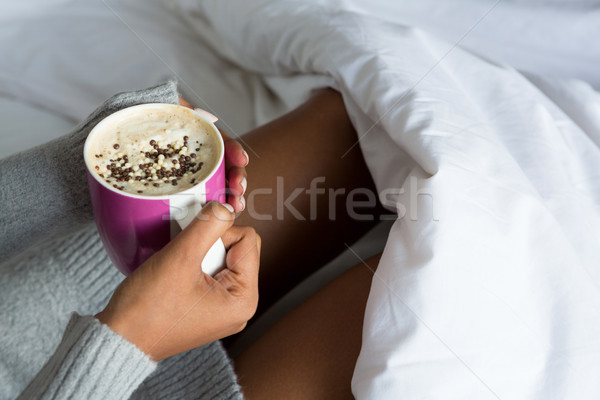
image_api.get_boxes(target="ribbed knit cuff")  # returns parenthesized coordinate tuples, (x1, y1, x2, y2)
(133, 341, 244, 399)
(17, 313, 157, 400)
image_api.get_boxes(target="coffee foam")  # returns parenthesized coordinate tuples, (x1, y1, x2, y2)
(87, 105, 220, 196)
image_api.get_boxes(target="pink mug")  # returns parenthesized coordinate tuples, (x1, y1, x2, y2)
(83, 103, 227, 276)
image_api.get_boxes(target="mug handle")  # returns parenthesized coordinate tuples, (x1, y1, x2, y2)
(175, 203, 227, 277)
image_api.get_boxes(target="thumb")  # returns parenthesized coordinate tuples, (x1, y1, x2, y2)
(171, 201, 235, 259)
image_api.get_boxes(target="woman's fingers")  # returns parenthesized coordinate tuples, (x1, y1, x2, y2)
(220, 227, 260, 280)
(216, 226, 261, 306)
(179, 97, 194, 109)
(228, 167, 247, 197)
(178, 98, 248, 213)
(178, 99, 248, 169)
(224, 136, 249, 167)
(171, 202, 235, 261)
(227, 166, 247, 212)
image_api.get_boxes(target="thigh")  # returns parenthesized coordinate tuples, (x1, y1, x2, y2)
(235, 89, 384, 312)
(233, 254, 381, 400)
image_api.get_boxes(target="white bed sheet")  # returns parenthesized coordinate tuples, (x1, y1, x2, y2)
(198, 2, 600, 399)
(0, 97, 75, 159)
(1, 1, 600, 399)
(0, 0, 289, 138)
(340, 0, 600, 90)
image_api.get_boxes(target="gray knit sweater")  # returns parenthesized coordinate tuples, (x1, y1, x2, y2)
(0, 81, 243, 399)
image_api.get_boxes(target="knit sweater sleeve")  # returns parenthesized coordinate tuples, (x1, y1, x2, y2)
(17, 313, 156, 400)
(0, 80, 179, 263)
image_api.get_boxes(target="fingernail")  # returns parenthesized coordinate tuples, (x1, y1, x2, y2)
(240, 177, 247, 195)
(222, 203, 235, 213)
(242, 149, 249, 166)
(239, 196, 246, 211)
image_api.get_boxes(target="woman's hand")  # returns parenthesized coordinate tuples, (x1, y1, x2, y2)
(96, 202, 261, 361)
(179, 98, 248, 213)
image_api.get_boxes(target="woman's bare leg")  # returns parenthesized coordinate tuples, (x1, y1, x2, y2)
(227, 90, 383, 396)
(234, 254, 381, 399)
(235, 89, 385, 313)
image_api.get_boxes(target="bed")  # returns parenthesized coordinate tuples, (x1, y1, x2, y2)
(1, 1, 599, 398)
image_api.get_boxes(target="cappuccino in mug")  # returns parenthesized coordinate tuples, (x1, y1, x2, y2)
(83, 103, 226, 276)
(86, 105, 220, 196)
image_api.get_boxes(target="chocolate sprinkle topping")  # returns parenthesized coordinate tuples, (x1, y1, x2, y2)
(96, 134, 209, 193)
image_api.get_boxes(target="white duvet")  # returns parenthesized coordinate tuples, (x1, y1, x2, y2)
(2, 1, 600, 398)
